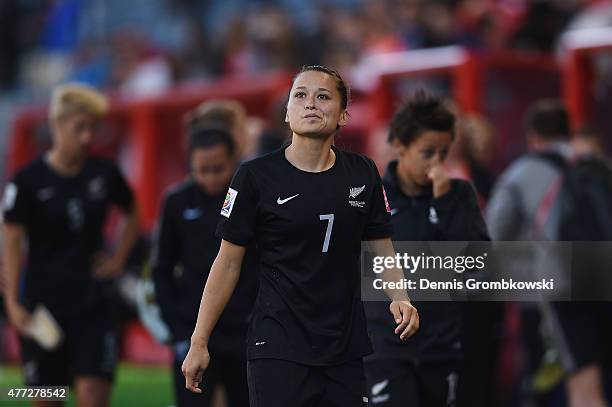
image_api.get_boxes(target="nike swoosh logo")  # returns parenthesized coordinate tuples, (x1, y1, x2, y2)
(37, 188, 55, 201)
(183, 208, 202, 220)
(372, 379, 389, 396)
(277, 194, 300, 205)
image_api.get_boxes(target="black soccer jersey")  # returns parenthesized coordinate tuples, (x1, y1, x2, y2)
(1, 157, 134, 317)
(216, 145, 392, 365)
(152, 179, 258, 347)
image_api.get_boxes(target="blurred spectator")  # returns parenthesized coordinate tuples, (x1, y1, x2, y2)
(320, 9, 365, 74)
(420, 0, 460, 48)
(1, 0, 603, 96)
(222, 6, 303, 75)
(67, 40, 112, 89)
(512, 1, 581, 51)
(171, 17, 212, 82)
(109, 29, 173, 97)
(361, 1, 407, 54)
(40, 0, 82, 53)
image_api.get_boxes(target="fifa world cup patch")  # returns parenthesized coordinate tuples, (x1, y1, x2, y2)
(2, 183, 17, 211)
(221, 188, 238, 218)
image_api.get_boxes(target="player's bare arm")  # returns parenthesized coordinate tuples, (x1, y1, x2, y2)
(93, 202, 140, 279)
(2, 223, 32, 335)
(182, 239, 246, 393)
(366, 237, 419, 341)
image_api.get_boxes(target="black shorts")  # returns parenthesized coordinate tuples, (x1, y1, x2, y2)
(19, 306, 118, 386)
(247, 358, 368, 407)
(172, 339, 249, 407)
(365, 359, 459, 407)
(548, 301, 612, 373)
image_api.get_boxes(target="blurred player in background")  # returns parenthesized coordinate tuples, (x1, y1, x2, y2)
(488, 100, 612, 407)
(1, 83, 140, 407)
(365, 92, 489, 407)
(152, 123, 258, 407)
(184, 99, 263, 161)
(182, 65, 419, 406)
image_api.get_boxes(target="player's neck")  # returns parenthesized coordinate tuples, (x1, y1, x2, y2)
(46, 149, 86, 177)
(285, 135, 336, 172)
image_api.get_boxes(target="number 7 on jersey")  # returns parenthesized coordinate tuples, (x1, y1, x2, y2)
(319, 214, 334, 253)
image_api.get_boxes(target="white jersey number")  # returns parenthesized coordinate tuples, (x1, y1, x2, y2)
(319, 214, 334, 253)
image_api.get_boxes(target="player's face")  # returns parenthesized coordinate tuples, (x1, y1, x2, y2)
(395, 130, 452, 187)
(190, 145, 235, 196)
(285, 71, 348, 139)
(52, 112, 97, 160)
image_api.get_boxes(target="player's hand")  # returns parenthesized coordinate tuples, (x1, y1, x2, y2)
(390, 300, 419, 341)
(427, 164, 451, 198)
(92, 253, 126, 279)
(5, 300, 32, 336)
(182, 342, 210, 393)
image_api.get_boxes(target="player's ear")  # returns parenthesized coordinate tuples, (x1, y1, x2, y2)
(390, 138, 406, 154)
(338, 110, 348, 128)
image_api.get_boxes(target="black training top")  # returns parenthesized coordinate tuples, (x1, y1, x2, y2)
(152, 179, 258, 350)
(1, 156, 134, 317)
(216, 145, 392, 365)
(365, 160, 490, 363)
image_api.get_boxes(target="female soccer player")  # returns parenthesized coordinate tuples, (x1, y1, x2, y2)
(182, 65, 419, 406)
(2, 83, 140, 407)
(152, 125, 257, 407)
(364, 92, 489, 407)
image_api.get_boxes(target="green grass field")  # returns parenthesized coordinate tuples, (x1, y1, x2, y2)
(0, 363, 174, 407)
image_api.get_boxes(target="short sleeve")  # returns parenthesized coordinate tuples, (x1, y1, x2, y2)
(362, 159, 393, 240)
(216, 164, 258, 246)
(108, 163, 134, 211)
(1, 174, 31, 225)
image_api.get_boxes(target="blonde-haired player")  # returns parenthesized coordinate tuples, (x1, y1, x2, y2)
(2, 83, 140, 407)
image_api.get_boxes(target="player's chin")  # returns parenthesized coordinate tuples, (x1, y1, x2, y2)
(294, 125, 335, 139)
(292, 121, 336, 139)
(417, 176, 432, 187)
(73, 148, 90, 160)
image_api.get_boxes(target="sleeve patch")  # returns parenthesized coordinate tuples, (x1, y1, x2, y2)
(221, 187, 238, 218)
(2, 183, 17, 211)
